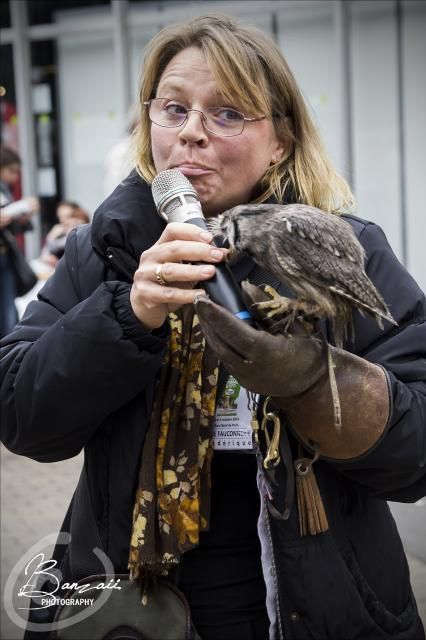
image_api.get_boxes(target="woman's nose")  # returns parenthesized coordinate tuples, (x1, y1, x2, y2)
(178, 110, 208, 144)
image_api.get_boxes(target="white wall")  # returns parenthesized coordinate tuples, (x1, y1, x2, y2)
(57, 9, 122, 215)
(350, 1, 402, 257)
(403, 0, 426, 292)
(278, 2, 344, 174)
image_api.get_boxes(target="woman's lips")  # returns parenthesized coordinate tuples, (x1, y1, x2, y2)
(174, 164, 213, 176)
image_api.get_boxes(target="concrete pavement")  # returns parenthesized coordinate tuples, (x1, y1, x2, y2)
(1, 443, 425, 639)
(1, 444, 83, 639)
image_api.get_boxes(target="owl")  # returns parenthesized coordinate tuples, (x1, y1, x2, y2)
(208, 203, 396, 346)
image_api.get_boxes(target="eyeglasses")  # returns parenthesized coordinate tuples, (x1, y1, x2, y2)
(143, 98, 267, 137)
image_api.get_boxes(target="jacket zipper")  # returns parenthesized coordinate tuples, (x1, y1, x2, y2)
(251, 394, 286, 640)
(263, 499, 287, 640)
(105, 247, 135, 282)
(253, 394, 288, 640)
(106, 249, 121, 277)
(254, 439, 287, 639)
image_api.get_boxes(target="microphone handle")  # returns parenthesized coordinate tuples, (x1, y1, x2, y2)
(186, 217, 254, 324)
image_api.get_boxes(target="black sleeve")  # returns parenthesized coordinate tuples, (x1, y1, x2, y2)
(8, 217, 34, 234)
(334, 222, 426, 502)
(0, 230, 167, 463)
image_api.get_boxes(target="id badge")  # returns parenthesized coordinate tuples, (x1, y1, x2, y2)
(212, 375, 254, 452)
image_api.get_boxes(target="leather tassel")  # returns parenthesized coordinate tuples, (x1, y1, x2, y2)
(294, 445, 329, 536)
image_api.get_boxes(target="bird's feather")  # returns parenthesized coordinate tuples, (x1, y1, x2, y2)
(209, 203, 397, 342)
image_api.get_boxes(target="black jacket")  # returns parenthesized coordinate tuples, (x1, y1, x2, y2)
(1, 171, 425, 640)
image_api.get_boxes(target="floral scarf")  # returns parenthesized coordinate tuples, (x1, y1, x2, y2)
(128, 306, 218, 579)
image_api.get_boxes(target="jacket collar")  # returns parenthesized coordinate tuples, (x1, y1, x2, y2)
(91, 170, 166, 281)
(90, 169, 283, 283)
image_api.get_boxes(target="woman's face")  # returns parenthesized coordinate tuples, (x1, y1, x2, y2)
(57, 205, 75, 224)
(0, 163, 20, 187)
(150, 47, 284, 217)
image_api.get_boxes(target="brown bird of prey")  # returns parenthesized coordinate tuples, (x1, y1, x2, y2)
(208, 203, 396, 344)
(207, 203, 397, 432)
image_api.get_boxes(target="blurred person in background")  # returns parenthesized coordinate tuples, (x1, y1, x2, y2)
(0, 145, 38, 337)
(103, 104, 139, 197)
(40, 200, 90, 268)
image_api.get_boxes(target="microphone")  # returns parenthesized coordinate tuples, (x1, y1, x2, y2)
(151, 169, 253, 324)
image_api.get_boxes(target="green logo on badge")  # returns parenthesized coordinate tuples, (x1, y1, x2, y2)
(218, 375, 240, 411)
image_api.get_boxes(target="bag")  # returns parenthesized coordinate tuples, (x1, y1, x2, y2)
(3, 229, 38, 296)
(50, 573, 201, 640)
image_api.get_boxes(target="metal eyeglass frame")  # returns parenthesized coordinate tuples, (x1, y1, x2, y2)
(143, 99, 267, 137)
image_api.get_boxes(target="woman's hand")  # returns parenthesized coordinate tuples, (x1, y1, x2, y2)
(0, 212, 13, 228)
(194, 286, 390, 461)
(130, 222, 228, 330)
(194, 291, 327, 397)
(18, 197, 39, 226)
(24, 196, 40, 215)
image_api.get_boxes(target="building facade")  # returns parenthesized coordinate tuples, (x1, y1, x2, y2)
(0, 0, 425, 292)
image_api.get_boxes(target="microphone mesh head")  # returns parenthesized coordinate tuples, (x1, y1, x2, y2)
(151, 169, 199, 210)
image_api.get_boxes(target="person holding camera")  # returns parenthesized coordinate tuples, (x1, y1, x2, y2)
(0, 145, 39, 337)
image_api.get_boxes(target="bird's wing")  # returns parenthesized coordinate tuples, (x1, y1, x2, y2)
(260, 209, 394, 323)
(264, 208, 362, 286)
(280, 206, 364, 266)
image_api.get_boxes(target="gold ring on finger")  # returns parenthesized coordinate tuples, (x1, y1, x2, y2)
(155, 264, 169, 286)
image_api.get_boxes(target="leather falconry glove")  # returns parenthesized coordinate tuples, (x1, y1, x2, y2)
(194, 282, 391, 462)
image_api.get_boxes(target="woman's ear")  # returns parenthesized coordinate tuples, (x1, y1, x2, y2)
(271, 139, 285, 164)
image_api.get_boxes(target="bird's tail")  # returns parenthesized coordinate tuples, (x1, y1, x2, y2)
(329, 285, 397, 329)
(357, 305, 398, 329)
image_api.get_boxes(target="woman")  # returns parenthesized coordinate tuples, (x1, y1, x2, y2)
(0, 146, 38, 337)
(40, 200, 90, 267)
(1, 15, 425, 640)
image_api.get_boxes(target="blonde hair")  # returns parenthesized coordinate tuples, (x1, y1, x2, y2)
(134, 15, 355, 213)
